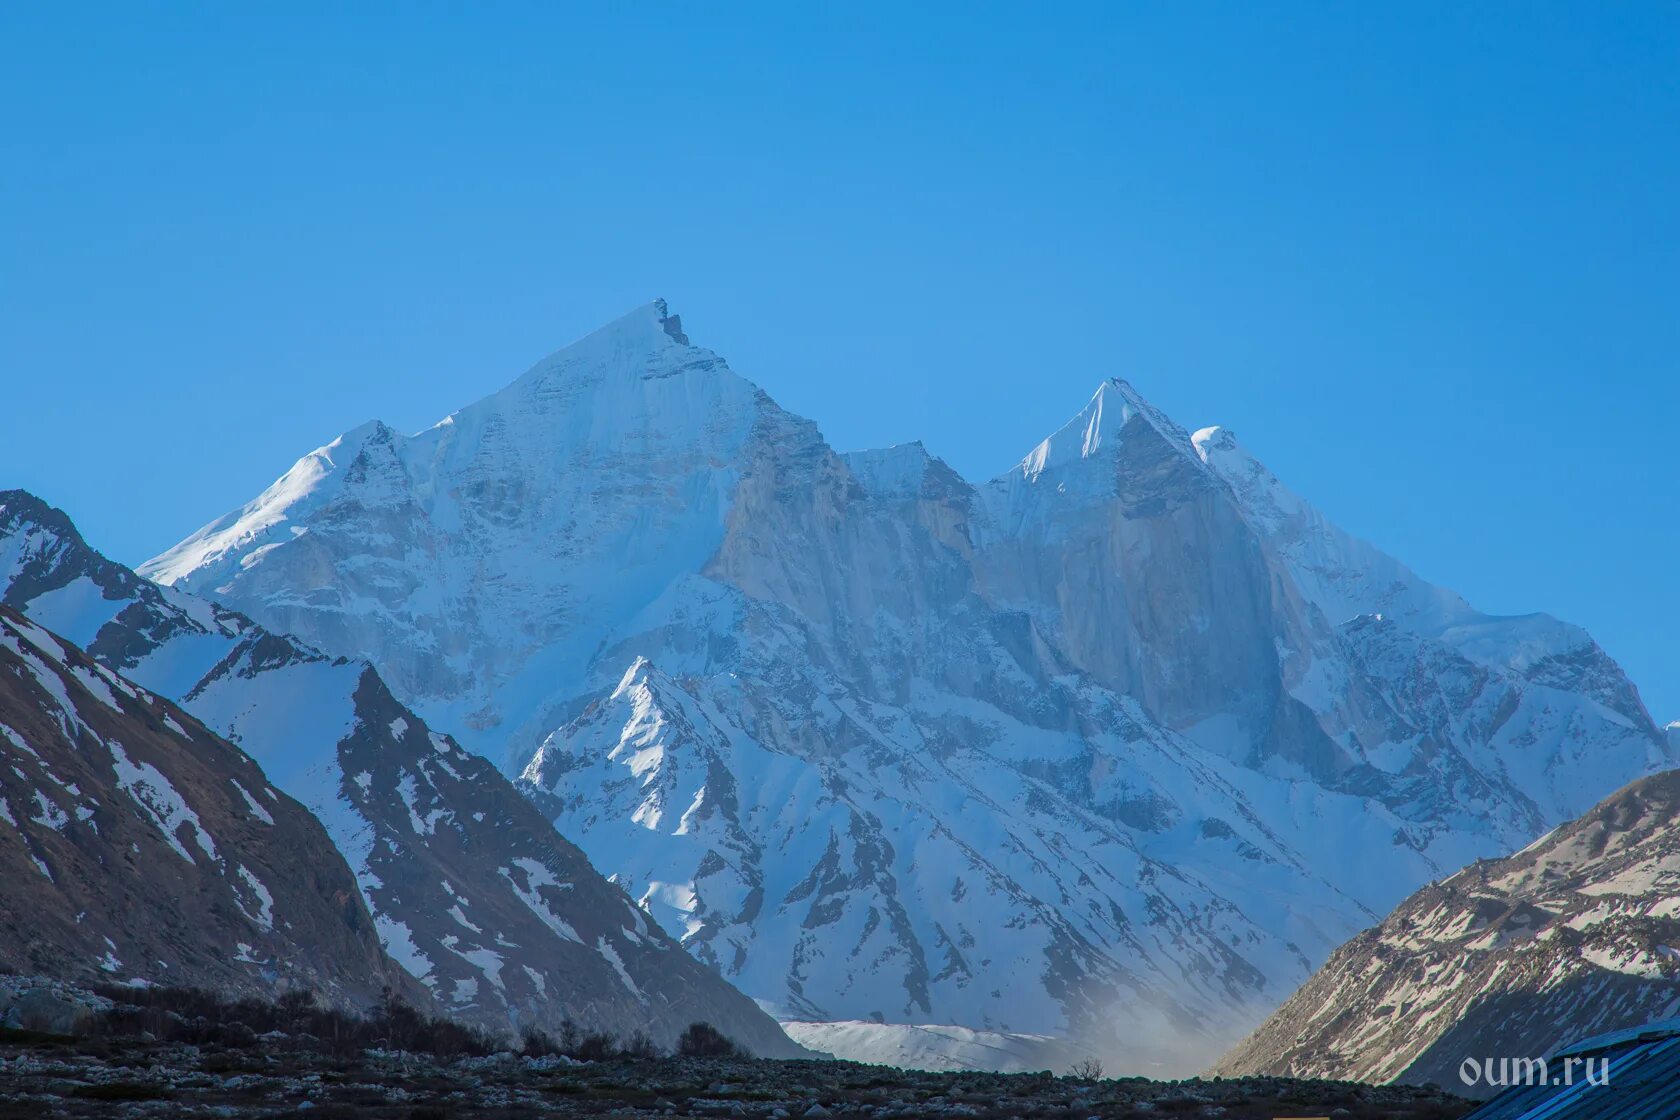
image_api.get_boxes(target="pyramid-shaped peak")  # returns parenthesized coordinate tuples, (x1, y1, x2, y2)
(614, 654, 669, 698)
(1002, 377, 1200, 485)
(1092, 379, 1195, 446)
(497, 299, 729, 400)
(1096, 376, 1151, 408)
(580, 298, 689, 348)
(598, 655, 712, 715)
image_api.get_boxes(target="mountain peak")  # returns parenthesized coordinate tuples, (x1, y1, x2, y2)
(0, 489, 85, 549)
(121, 305, 1673, 1070)
(1095, 378, 1201, 453)
(614, 654, 664, 697)
(654, 299, 690, 346)
(569, 297, 687, 350)
(593, 297, 687, 343)
(1097, 376, 1149, 410)
(1003, 377, 1199, 486)
(1, 488, 145, 607)
(0, 488, 55, 519)
(495, 299, 726, 405)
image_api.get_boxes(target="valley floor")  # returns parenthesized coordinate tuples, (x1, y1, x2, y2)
(0, 1032, 1474, 1120)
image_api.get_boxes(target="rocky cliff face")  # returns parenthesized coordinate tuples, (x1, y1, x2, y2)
(0, 605, 409, 1009)
(1211, 767, 1680, 1091)
(0, 492, 801, 1056)
(136, 302, 1671, 1070)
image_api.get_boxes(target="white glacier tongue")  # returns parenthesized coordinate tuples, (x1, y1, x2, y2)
(138, 303, 1674, 1073)
(778, 1020, 1085, 1074)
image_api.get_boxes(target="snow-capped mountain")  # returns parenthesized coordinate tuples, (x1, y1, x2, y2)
(0, 491, 801, 1056)
(139, 301, 1672, 1071)
(0, 605, 415, 1009)
(1211, 766, 1680, 1093)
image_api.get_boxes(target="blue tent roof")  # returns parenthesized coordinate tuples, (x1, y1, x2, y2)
(1464, 1022, 1680, 1120)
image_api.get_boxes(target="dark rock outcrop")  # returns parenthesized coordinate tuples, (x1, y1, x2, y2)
(0, 606, 415, 1011)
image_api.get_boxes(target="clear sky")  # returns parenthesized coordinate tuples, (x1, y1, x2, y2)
(2, 4, 1676, 721)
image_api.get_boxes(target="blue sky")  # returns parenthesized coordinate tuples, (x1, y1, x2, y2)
(2, 4, 1676, 720)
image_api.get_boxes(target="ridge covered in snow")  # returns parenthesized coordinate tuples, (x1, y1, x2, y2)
(136, 302, 1672, 1071)
(0, 490, 803, 1056)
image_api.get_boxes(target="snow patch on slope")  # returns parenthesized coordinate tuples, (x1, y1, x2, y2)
(107, 740, 218, 864)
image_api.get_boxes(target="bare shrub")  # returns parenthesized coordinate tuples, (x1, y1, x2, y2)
(85, 983, 501, 1059)
(676, 1021, 738, 1058)
(1068, 1056, 1105, 1080)
(621, 1029, 662, 1059)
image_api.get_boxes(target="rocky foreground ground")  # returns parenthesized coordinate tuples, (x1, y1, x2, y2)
(0, 1031, 1475, 1120)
